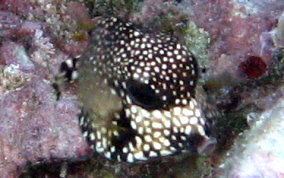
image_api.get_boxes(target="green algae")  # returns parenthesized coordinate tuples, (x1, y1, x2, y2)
(174, 18, 211, 86)
(181, 22, 211, 68)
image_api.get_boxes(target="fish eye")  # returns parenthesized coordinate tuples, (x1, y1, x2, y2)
(126, 80, 163, 110)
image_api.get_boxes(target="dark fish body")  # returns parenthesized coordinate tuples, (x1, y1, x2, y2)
(77, 17, 215, 163)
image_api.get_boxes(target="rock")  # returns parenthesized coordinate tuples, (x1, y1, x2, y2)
(218, 92, 284, 177)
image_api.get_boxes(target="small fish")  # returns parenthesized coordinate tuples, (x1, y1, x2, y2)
(66, 16, 215, 163)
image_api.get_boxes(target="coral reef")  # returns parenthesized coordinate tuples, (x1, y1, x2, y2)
(0, 1, 91, 177)
(188, 0, 283, 83)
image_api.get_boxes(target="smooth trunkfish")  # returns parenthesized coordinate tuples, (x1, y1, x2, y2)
(63, 16, 215, 163)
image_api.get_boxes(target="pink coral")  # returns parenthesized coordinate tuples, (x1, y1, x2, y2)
(0, 1, 92, 177)
(188, 0, 283, 82)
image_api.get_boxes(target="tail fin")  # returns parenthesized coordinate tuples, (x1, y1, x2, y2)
(59, 57, 80, 82)
(53, 57, 80, 100)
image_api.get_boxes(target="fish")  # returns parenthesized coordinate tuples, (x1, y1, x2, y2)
(63, 16, 215, 163)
